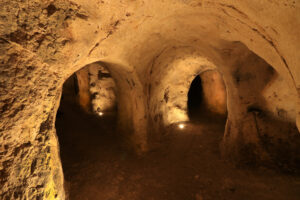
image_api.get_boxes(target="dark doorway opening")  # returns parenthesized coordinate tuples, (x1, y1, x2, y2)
(187, 75, 203, 121)
(55, 65, 120, 199)
(187, 71, 227, 124)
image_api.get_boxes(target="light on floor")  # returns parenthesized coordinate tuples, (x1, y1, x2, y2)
(178, 123, 185, 129)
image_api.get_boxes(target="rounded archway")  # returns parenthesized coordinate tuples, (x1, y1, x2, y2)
(55, 62, 120, 199)
(187, 70, 227, 123)
(145, 47, 220, 138)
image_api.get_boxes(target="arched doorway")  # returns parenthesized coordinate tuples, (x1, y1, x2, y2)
(55, 62, 119, 199)
(187, 75, 203, 120)
(187, 70, 227, 124)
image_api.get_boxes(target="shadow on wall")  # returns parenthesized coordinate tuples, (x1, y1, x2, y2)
(237, 107, 300, 172)
(221, 42, 300, 172)
(187, 70, 227, 124)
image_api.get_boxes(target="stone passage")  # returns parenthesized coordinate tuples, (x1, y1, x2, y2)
(0, 1, 300, 199)
(188, 70, 227, 121)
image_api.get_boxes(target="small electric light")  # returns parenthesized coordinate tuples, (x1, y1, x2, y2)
(98, 112, 104, 116)
(178, 123, 185, 129)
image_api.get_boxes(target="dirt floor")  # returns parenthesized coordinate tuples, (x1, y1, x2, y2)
(55, 98, 300, 200)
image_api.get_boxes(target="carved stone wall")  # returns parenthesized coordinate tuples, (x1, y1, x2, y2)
(0, 0, 299, 199)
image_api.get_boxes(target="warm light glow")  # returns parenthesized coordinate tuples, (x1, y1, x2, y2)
(178, 123, 185, 129)
(98, 112, 104, 116)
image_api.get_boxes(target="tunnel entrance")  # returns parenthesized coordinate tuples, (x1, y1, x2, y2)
(187, 75, 203, 120)
(187, 70, 227, 123)
(55, 63, 120, 199)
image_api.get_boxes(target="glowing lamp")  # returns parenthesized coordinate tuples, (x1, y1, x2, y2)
(98, 112, 104, 116)
(178, 123, 185, 129)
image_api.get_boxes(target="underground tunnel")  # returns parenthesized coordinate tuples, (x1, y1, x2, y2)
(188, 75, 204, 120)
(187, 70, 227, 123)
(55, 63, 121, 199)
(1, 1, 300, 200)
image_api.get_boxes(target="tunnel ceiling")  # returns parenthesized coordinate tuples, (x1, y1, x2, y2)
(74, 1, 299, 87)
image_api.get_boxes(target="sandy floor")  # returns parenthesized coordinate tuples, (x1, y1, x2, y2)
(55, 99, 300, 200)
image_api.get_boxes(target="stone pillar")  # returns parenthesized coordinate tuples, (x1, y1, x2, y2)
(0, 41, 64, 200)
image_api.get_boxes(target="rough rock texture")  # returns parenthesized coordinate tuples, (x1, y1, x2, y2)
(88, 63, 117, 113)
(0, 0, 92, 199)
(220, 43, 299, 168)
(0, 41, 64, 199)
(0, 0, 300, 199)
(72, 62, 117, 113)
